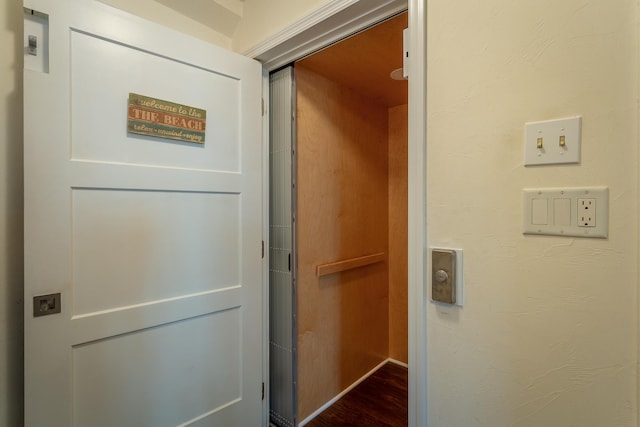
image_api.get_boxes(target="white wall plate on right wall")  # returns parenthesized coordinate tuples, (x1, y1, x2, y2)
(523, 186, 608, 238)
(524, 116, 581, 166)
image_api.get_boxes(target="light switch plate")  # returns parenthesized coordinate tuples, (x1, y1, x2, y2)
(524, 116, 581, 166)
(523, 187, 608, 238)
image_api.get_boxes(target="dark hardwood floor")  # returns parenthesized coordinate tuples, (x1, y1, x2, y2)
(306, 362, 408, 427)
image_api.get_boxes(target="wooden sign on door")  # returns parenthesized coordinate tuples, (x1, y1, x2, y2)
(127, 92, 206, 144)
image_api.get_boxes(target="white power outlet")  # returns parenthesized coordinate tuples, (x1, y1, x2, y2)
(578, 198, 596, 227)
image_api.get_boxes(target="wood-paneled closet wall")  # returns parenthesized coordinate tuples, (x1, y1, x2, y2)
(294, 12, 408, 420)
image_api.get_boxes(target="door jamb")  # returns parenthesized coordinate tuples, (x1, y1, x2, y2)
(260, 68, 271, 426)
(252, 0, 427, 425)
(406, 1, 427, 425)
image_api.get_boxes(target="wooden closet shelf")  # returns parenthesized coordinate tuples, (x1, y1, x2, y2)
(316, 252, 385, 277)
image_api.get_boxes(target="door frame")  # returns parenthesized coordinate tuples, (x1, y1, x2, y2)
(248, 1, 427, 425)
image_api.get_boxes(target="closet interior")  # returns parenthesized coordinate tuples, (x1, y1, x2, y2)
(269, 12, 408, 426)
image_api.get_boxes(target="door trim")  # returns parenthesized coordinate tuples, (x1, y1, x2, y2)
(407, 1, 427, 425)
(261, 68, 271, 426)
(253, 1, 427, 425)
(243, 0, 407, 70)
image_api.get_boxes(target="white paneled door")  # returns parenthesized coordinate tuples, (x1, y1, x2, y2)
(23, 1, 263, 426)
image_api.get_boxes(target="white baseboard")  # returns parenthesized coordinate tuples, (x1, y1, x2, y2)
(298, 358, 396, 426)
(388, 358, 408, 368)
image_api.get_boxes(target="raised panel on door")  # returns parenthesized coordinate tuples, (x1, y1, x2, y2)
(23, 1, 263, 426)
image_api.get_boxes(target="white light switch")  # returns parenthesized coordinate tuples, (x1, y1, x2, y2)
(523, 187, 608, 238)
(524, 116, 581, 166)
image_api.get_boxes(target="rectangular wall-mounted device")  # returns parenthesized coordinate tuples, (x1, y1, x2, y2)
(523, 186, 608, 238)
(524, 116, 581, 166)
(24, 7, 49, 73)
(33, 293, 61, 317)
(431, 248, 464, 306)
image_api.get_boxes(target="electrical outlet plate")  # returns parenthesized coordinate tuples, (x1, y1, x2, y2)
(523, 186, 608, 238)
(524, 116, 581, 166)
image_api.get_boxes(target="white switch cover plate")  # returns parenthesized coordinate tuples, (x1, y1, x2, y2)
(429, 247, 463, 306)
(523, 187, 608, 238)
(524, 116, 581, 166)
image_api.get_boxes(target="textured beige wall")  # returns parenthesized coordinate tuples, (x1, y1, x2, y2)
(0, 0, 24, 425)
(427, 1, 638, 425)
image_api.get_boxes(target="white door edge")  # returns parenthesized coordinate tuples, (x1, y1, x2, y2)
(252, 0, 428, 425)
(261, 68, 271, 426)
